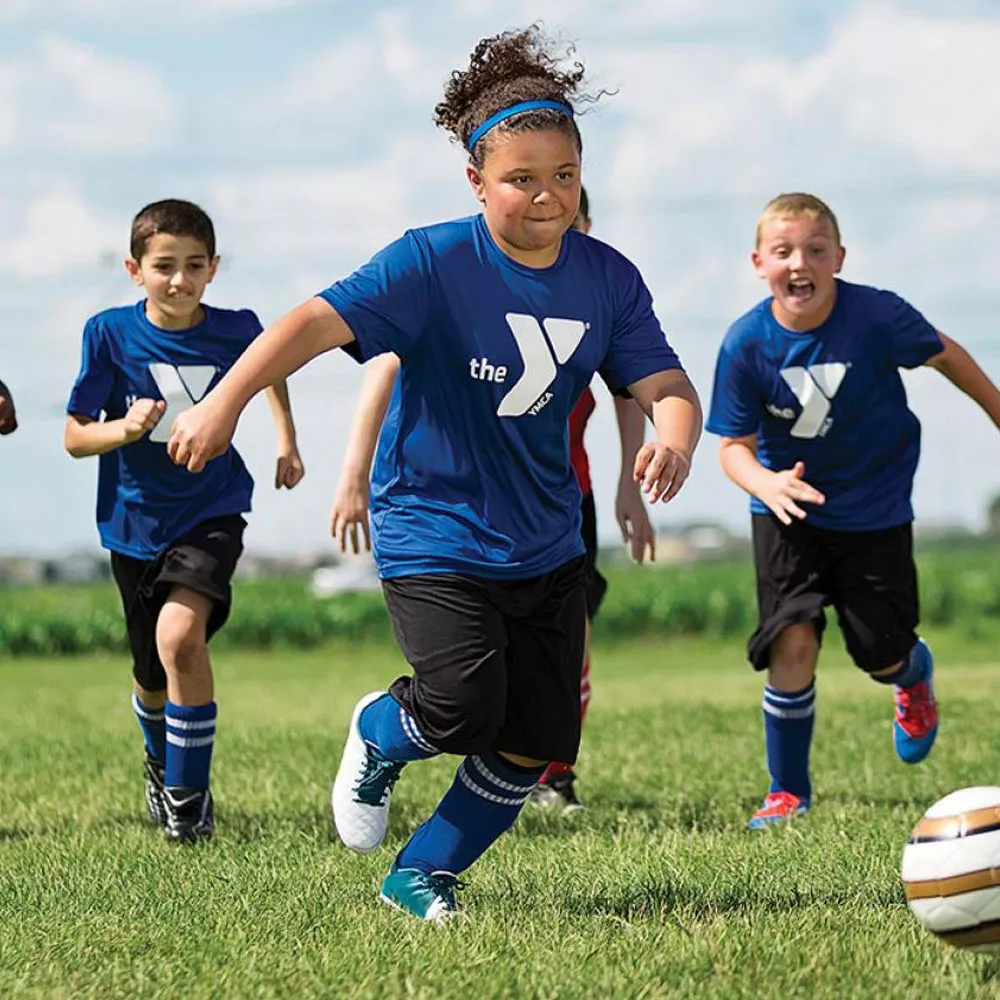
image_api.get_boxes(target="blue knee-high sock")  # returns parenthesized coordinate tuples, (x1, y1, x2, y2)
(359, 693, 439, 762)
(164, 701, 217, 790)
(871, 640, 931, 688)
(763, 682, 815, 801)
(397, 751, 543, 875)
(132, 692, 166, 763)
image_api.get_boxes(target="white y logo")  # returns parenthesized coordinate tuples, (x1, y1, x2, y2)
(147, 363, 217, 443)
(497, 313, 588, 417)
(780, 363, 848, 438)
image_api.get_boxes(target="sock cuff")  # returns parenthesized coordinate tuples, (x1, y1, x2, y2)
(399, 705, 437, 755)
(873, 640, 929, 687)
(458, 752, 541, 807)
(763, 682, 815, 718)
(166, 701, 217, 723)
(165, 701, 216, 748)
(132, 692, 165, 721)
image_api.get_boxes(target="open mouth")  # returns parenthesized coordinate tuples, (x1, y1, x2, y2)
(787, 277, 815, 302)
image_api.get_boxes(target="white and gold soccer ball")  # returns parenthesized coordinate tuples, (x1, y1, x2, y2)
(902, 786, 1000, 951)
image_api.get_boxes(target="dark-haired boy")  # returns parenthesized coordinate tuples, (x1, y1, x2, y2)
(64, 199, 305, 843)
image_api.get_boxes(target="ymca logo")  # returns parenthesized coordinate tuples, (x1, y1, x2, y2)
(146, 363, 217, 443)
(468, 313, 589, 418)
(779, 363, 848, 439)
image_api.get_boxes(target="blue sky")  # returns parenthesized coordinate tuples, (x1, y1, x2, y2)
(2, 1, 999, 556)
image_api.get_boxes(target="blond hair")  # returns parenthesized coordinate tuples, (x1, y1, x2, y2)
(755, 192, 841, 248)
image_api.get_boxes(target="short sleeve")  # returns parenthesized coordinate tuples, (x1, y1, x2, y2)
(66, 317, 114, 420)
(598, 260, 682, 393)
(883, 292, 943, 369)
(316, 232, 431, 364)
(705, 335, 762, 438)
(242, 309, 264, 344)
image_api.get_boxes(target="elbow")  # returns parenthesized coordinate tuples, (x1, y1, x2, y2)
(63, 426, 88, 459)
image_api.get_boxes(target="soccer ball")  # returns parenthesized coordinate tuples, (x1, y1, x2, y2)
(901, 786, 1000, 951)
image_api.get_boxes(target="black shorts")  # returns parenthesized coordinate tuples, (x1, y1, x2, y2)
(580, 491, 608, 620)
(110, 515, 246, 691)
(382, 556, 588, 763)
(748, 513, 918, 673)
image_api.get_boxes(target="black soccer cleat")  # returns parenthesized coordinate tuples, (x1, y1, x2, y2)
(163, 786, 215, 844)
(143, 753, 168, 829)
(528, 771, 585, 814)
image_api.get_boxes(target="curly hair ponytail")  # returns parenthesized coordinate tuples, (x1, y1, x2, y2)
(435, 25, 599, 166)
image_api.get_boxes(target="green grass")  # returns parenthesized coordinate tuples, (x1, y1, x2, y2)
(2, 632, 1000, 999)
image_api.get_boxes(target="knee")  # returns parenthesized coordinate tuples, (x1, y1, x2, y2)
(770, 622, 819, 687)
(155, 603, 207, 673)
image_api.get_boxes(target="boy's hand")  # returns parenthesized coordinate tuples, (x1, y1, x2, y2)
(122, 398, 166, 443)
(633, 443, 691, 504)
(330, 477, 371, 554)
(167, 398, 238, 473)
(0, 390, 17, 435)
(616, 481, 656, 563)
(275, 446, 305, 490)
(758, 461, 825, 525)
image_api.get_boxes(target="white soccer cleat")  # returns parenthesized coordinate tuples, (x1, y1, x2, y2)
(331, 690, 406, 853)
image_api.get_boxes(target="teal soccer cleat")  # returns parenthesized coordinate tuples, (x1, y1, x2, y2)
(379, 863, 464, 924)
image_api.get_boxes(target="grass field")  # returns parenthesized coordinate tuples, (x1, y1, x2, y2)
(3, 632, 1000, 999)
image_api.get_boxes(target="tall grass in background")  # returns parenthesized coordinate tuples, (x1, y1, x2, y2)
(1, 541, 998, 657)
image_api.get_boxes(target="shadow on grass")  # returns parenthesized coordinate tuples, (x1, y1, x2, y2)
(980, 958, 1000, 983)
(0, 828, 30, 843)
(212, 806, 334, 843)
(503, 879, 902, 922)
(516, 795, 743, 837)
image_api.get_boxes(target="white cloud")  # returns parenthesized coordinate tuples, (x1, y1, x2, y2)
(0, 190, 119, 278)
(0, 0, 304, 18)
(0, 38, 174, 155)
(262, 11, 436, 118)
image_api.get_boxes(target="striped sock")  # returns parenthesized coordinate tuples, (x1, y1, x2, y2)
(132, 692, 166, 763)
(165, 701, 217, 790)
(359, 693, 438, 762)
(762, 682, 815, 801)
(397, 751, 542, 875)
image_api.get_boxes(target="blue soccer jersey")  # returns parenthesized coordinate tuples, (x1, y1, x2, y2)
(706, 279, 943, 530)
(319, 214, 683, 580)
(67, 301, 259, 559)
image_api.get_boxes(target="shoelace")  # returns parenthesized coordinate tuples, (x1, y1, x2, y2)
(353, 754, 406, 806)
(896, 682, 936, 734)
(424, 873, 467, 907)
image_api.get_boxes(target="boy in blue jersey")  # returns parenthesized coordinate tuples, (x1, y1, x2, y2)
(64, 199, 305, 843)
(166, 26, 701, 921)
(707, 192, 1000, 828)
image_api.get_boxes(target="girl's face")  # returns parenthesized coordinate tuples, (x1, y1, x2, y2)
(467, 128, 581, 269)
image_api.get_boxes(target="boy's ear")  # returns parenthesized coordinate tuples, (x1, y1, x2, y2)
(750, 248, 766, 278)
(835, 245, 846, 273)
(123, 257, 144, 286)
(466, 163, 486, 205)
(206, 255, 221, 284)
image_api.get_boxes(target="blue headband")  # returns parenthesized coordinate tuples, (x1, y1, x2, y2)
(466, 100, 574, 153)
